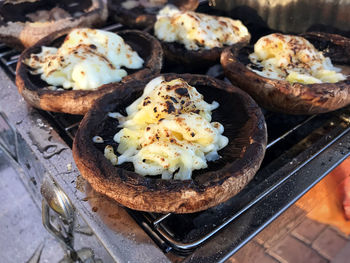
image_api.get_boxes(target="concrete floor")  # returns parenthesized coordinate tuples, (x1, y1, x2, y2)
(0, 152, 66, 262)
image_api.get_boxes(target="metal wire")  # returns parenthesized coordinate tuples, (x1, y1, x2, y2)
(142, 123, 350, 252)
(266, 115, 317, 149)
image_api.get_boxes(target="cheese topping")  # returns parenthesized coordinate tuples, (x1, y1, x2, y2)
(24, 28, 144, 90)
(154, 5, 250, 51)
(249, 33, 346, 84)
(106, 76, 228, 180)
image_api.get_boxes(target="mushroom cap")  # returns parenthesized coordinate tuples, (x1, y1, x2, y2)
(16, 28, 163, 115)
(221, 32, 350, 115)
(72, 73, 267, 213)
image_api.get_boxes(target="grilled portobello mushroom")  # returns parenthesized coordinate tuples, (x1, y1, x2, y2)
(72, 73, 267, 213)
(16, 28, 163, 115)
(108, 0, 199, 29)
(154, 8, 251, 69)
(221, 32, 350, 115)
(0, 0, 108, 50)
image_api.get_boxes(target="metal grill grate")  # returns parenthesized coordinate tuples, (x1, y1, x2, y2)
(0, 43, 18, 77)
(127, 109, 350, 254)
(1, 25, 350, 259)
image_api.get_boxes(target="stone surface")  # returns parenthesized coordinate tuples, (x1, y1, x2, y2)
(254, 205, 306, 248)
(228, 241, 278, 263)
(330, 225, 350, 240)
(312, 227, 348, 260)
(331, 242, 350, 263)
(268, 235, 328, 263)
(292, 217, 327, 244)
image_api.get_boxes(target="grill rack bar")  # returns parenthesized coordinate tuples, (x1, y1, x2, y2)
(266, 115, 316, 148)
(131, 111, 343, 237)
(129, 113, 350, 253)
(153, 213, 172, 226)
(1, 23, 350, 259)
(0, 43, 17, 77)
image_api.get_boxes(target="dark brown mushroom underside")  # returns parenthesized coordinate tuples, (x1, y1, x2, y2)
(0, 0, 108, 50)
(161, 41, 223, 68)
(15, 28, 163, 115)
(72, 73, 267, 213)
(160, 36, 250, 68)
(108, 0, 199, 29)
(221, 32, 350, 115)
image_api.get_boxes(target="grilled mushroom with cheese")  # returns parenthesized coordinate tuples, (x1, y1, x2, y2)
(72, 74, 267, 213)
(154, 5, 251, 68)
(221, 32, 350, 115)
(0, 0, 107, 50)
(16, 27, 163, 115)
(108, 0, 199, 29)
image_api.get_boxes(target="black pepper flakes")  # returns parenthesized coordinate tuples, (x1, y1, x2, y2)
(165, 101, 176, 114)
(191, 132, 195, 137)
(153, 107, 157, 113)
(170, 96, 178, 103)
(143, 97, 151, 106)
(175, 88, 189, 96)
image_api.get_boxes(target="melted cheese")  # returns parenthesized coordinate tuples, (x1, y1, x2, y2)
(107, 76, 228, 180)
(24, 28, 144, 90)
(249, 33, 346, 84)
(154, 5, 250, 51)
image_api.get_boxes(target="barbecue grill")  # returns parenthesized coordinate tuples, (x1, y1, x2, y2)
(1, 1, 350, 262)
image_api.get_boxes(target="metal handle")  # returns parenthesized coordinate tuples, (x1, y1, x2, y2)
(41, 175, 75, 253)
(41, 176, 103, 262)
(0, 111, 18, 161)
(42, 199, 75, 252)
